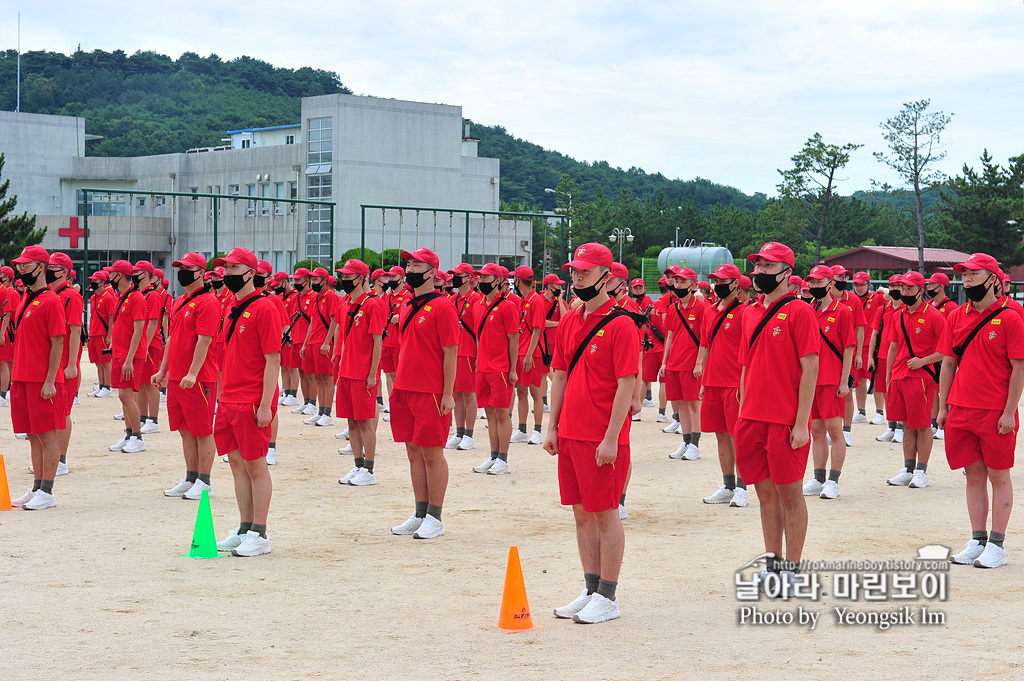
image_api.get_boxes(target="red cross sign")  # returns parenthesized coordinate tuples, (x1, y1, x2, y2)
(59, 217, 88, 249)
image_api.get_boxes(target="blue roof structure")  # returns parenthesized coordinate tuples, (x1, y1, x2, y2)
(225, 124, 301, 135)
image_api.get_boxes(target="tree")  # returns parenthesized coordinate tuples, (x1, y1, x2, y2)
(872, 99, 953, 272)
(0, 154, 47, 264)
(777, 133, 862, 265)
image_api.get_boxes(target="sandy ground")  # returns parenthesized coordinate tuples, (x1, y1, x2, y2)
(2, 362, 1024, 680)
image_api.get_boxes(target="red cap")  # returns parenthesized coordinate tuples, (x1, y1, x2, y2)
(0, 265, 14, 279)
(389, 266, 406, 277)
(1001, 270, 1010, 283)
(256, 260, 272, 275)
(830, 265, 850, 277)
(953, 253, 1000, 273)
(270, 272, 288, 286)
(610, 262, 629, 280)
(901, 271, 926, 287)
(738, 275, 752, 289)
(663, 265, 683, 277)
(789, 275, 806, 286)
(161, 277, 169, 287)
(658, 275, 667, 285)
(49, 252, 73, 270)
(805, 266, 833, 281)
(709, 263, 742, 280)
(311, 267, 330, 279)
(88, 270, 109, 281)
(562, 243, 613, 271)
(211, 247, 258, 270)
(926, 273, 949, 286)
(513, 265, 534, 280)
(451, 263, 475, 276)
(154, 268, 165, 279)
(12, 245, 51, 264)
(133, 260, 156, 276)
(853, 271, 870, 284)
(109, 259, 134, 276)
(327, 275, 337, 286)
(888, 274, 904, 286)
(630, 278, 645, 287)
(213, 266, 225, 277)
(746, 242, 795, 267)
(401, 248, 440, 270)
(292, 267, 312, 279)
(544, 273, 565, 285)
(172, 252, 207, 269)
(801, 285, 811, 293)
(698, 281, 711, 290)
(434, 270, 452, 282)
(477, 263, 505, 278)
(337, 259, 370, 276)
(371, 268, 387, 280)
(203, 271, 215, 283)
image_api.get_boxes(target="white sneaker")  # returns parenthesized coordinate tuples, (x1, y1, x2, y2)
(339, 466, 360, 484)
(113, 411, 124, 420)
(703, 485, 735, 504)
(337, 427, 350, 440)
(662, 420, 681, 434)
(820, 480, 840, 499)
(457, 435, 476, 451)
(96, 387, 113, 398)
(974, 543, 1008, 569)
(876, 429, 895, 443)
(510, 429, 530, 444)
(12, 488, 36, 507)
(15, 433, 27, 440)
(315, 414, 334, 427)
(909, 470, 929, 488)
(893, 429, 904, 443)
(140, 420, 161, 434)
(349, 468, 377, 486)
(73, 396, 81, 406)
(55, 460, 69, 476)
(108, 436, 128, 451)
(682, 444, 701, 461)
(122, 436, 147, 453)
(554, 589, 592, 619)
(642, 398, 657, 408)
(164, 479, 194, 497)
(291, 403, 308, 414)
(656, 413, 672, 423)
(159, 391, 167, 403)
(232, 530, 271, 557)
(392, 515, 423, 535)
(951, 539, 986, 565)
(413, 514, 445, 539)
(729, 487, 749, 507)
(487, 459, 511, 475)
(281, 394, 300, 406)
(338, 444, 353, 455)
(301, 403, 317, 416)
(221, 455, 230, 463)
(473, 457, 496, 473)
(887, 469, 913, 486)
(528, 430, 543, 445)
(802, 479, 824, 496)
(445, 434, 463, 449)
(383, 414, 390, 422)
(869, 412, 886, 425)
(217, 529, 243, 552)
(618, 503, 627, 520)
(669, 443, 687, 460)
(376, 401, 386, 413)
(843, 431, 852, 447)
(543, 403, 550, 413)
(934, 428, 945, 440)
(631, 413, 641, 422)
(852, 412, 869, 424)
(572, 593, 620, 623)
(266, 448, 278, 465)
(23, 490, 57, 510)
(303, 413, 321, 425)
(182, 479, 211, 500)
(88, 386, 99, 397)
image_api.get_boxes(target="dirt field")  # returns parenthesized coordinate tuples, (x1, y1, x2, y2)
(3, 362, 1023, 679)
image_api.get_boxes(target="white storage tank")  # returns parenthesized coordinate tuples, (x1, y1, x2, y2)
(657, 242, 734, 280)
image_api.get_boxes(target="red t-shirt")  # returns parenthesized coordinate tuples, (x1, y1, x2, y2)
(290, 288, 315, 346)
(54, 284, 84, 370)
(1000, 295, 1024, 320)
(306, 290, 337, 346)
(12, 288, 66, 383)
(665, 295, 707, 371)
(474, 293, 519, 374)
(517, 290, 547, 359)
(454, 290, 482, 358)
(939, 297, 1024, 411)
(646, 295, 671, 353)
(700, 299, 747, 389)
(167, 290, 221, 383)
(264, 290, 288, 329)
(889, 302, 946, 381)
(219, 291, 282, 404)
(870, 302, 902, 358)
(541, 294, 566, 357)
(141, 286, 166, 353)
(394, 292, 459, 394)
(383, 289, 412, 349)
(88, 284, 114, 340)
(815, 298, 855, 386)
(339, 292, 387, 380)
(932, 297, 959, 318)
(838, 290, 867, 329)
(738, 294, 819, 425)
(552, 298, 640, 445)
(110, 289, 147, 359)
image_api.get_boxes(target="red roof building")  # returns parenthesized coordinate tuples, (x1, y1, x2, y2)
(822, 246, 971, 275)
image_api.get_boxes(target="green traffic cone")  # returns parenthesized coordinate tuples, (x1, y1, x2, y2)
(182, 489, 220, 559)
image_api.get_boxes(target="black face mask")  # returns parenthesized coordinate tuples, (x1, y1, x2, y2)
(388, 280, 401, 291)
(211, 280, 225, 290)
(254, 274, 268, 288)
(405, 270, 432, 290)
(673, 285, 691, 298)
(713, 283, 734, 300)
(478, 280, 496, 295)
(311, 281, 324, 293)
(89, 281, 100, 291)
(902, 290, 922, 307)
(341, 278, 359, 294)
(45, 269, 60, 285)
(223, 272, 251, 294)
(631, 291, 646, 300)
(889, 290, 902, 303)
(451, 275, 466, 289)
(809, 286, 829, 300)
(834, 280, 848, 291)
(19, 264, 41, 287)
(550, 288, 562, 298)
(608, 284, 623, 298)
(752, 271, 785, 295)
(925, 287, 939, 299)
(965, 278, 992, 303)
(573, 274, 608, 302)
(178, 269, 199, 287)
(132, 274, 145, 287)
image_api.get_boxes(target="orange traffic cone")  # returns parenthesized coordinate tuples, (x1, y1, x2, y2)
(0, 454, 14, 511)
(497, 545, 542, 631)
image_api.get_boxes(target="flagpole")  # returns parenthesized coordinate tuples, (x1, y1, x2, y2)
(16, 11, 21, 112)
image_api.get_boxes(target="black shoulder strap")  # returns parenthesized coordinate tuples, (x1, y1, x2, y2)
(112, 287, 138, 326)
(898, 311, 939, 383)
(952, 306, 1009, 363)
(346, 295, 368, 335)
(705, 299, 741, 351)
(747, 296, 798, 351)
(673, 300, 700, 347)
(401, 292, 443, 334)
(458, 295, 478, 342)
(314, 294, 331, 329)
(477, 294, 509, 337)
(15, 288, 48, 328)
(567, 309, 630, 379)
(226, 294, 262, 344)
(173, 287, 208, 318)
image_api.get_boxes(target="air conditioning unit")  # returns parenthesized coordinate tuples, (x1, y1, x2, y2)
(520, 239, 530, 252)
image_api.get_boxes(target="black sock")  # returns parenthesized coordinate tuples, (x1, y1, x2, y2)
(584, 572, 600, 595)
(141, 414, 149, 424)
(132, 431, 143, 439)
(125, 426, 132, 438)
(59, 454, 66, 464)
(658, 408, 665, 415)
(32, 479, 41, 492)
(646, 389, 652, 401)
(498, 451, 508, 461)
(269, 441, 276, 449)
(364, 459, 374, 472)
(691, 432, 701, 446)
(736, 476, 746, 490)
(915, 462, 928, 472)
(376, 395, 383, 405)
(457, 427, 465, 438)
(842, 425, 850, 433)
(251, 523, 267, 538)
(238, 521, 252, 535)
(414, 501, 428, 518)
(186, 470, 199, 483)
(988, 531, 1005, 548)
(904, 458, 916, 473)
(354, 457, 365, 469)
(151, 415, 158, 424)
(324, 407, 331, 417)
(464, 429, 474, 438)
(931, 418, 938, 428)
(683, 433, 692, 445)
(876, 409, 884, 415)
(319, 406, 326, 415)
(672, 412, 679, 422)
(972, 530, 988, 546)
(305, 398, 313, 405)
(518, 422, 527, 433)
(596, 579, 618, 601)
(40, 479, 54, 494)
(889, 421, 897, 430)
(198, 473, 211, 485)
(828, 469, 841, 482)
(619, 492, 626, 505)
(533, 424, 542, 432)
(858, 409, 866, 415)
(490, 450, 499, 460)
(724, 474, 736, 490)
(426, 504, 442, 520)
(898, 422, 905, 431)
(766, 554, 783, 573)
(543, 395, 548, 405)
(813, 468, 826, 484)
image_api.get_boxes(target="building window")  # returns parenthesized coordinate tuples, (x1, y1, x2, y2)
(274, 183, 285, 215)
(261, 184, 271, 215)
(155, 197, 166, 207)
(241, 139, 251, 149)
(306, 172, 332, 262)
(229, 184, 240, 196)
(138, 197, 146, 208)
(307, 117, 333, 165)
(286, 134, 295, 145)
(77, 191, 128, 217)
(246, 184, 256, 216)
(273, 251, 284, 271)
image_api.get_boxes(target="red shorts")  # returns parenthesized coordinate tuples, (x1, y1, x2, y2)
(214, 401, 275, 461)
(476, 371, 514, 409)
(557, 438, 630, 513)
(873, 358, 888, 394)
(380, 346, 399, 374)
(642, 351, 663, 384)
(63, 372, 80, 416)
(281, 343, 300, 369)
(111, 355, 146, 391)
(10, 380, 66, 434)
(734, 417, 810, 486)
(87, 336, 110, 364)
(167, 381, 216, 437)
(302, 345, 334, 375)
(0, 338, 13, 362)
(388, 388, 451, 448)
(335, 376, 378, 421)
(886, 377, 936, 429)
(854, 348, 871, 380)
(665, 369, 700, 402)
(142, 346, 163, 386)
(811, 384, 845, 421)
(515, 355, 545, 388)
(701, 385, 739, 435)
(455, 355, 476, 393)
(945, 406, 1017, 471)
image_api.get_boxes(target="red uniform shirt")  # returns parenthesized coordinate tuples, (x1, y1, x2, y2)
(54, 284, 84, 370)
(338, 292, 387, 380)
(814, 298, 855, 386)
(12, 288, 66, 383)
(88, 284, 114, 341)
(110, 288, 147, 359)
(263, 290, 288, 329)
(738, 293, 819, 425)
(306, 289, 336, 346)
(1000, 295, 1024, 320)
(141, 285, 166, 352)
(454, 290, 482, 358)
(383, 289, 412, 349)
(939, 297, 1024, 411)
(290, 288, 315, 346)
(394, 292, 459, 395)
(614, 296, 641, 315)
(541, 294, 566, 357)
(167, 289, 221, 383)
(552, 298, 640, 445)
(856, 291, 882, 324)
(646, 295, 671, 353)
(870, 302, 902, 358)
(475, 293, 519, 374)
(518, 290, 547, 358)
(838, 289, 867, 329)
(932, 297, 958, 318)
(889, 301, 946, 381)
(700, 299, 747, 388)
(218, 291, 282, 403)
(665, 295, 707, 371)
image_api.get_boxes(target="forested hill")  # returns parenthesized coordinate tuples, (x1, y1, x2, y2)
(0, 48, 766, 209)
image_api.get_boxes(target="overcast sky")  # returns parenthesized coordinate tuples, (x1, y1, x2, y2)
(5, 1, 1023, 197)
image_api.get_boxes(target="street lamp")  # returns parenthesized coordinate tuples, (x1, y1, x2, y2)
(545, 187, 572, 267)
(608, 227, 633, 261)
